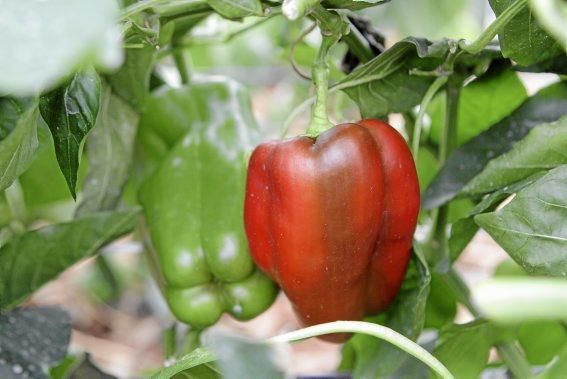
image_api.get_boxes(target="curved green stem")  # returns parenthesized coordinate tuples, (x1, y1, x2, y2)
(460, 0, 528, 54)
(412, 76, 447, 159)
(268, 321, 454, 379)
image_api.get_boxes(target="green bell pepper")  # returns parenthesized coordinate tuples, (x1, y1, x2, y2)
(139, 77, 277, 328)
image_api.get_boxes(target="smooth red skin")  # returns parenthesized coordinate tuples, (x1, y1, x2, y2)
(244, 120, 419, 342)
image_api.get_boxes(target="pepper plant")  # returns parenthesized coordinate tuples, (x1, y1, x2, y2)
(0, 0, 566, 378)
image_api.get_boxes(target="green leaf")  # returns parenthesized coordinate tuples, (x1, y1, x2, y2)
(469, 171, 547, 216)
(428, 69, 527, 146)
(339, 38, 446, 117)
(0, 97, 39, 192)
(0, 0, 121, 96)
(49, 355, 82, 379)
(529, 0, 567, 52)
(107, 37, 157, 111)
(518, 321, 567, 366)
(107, 47, 156, 112)
(205, 333, 286, 379)
(75, 88, 139, 217)
(475, 165, 567, 277)
(433, 321, 491, 379)
(424, 273, 457, 329)
(416, 147, 439, 190)
(209, 0, 263, 19)
(18, 121, 74, 214)
(448, 217, 478, 262)
(63, 354, 116, 379)
(489, 0, 563, 65)
(463, 116, 567, 196)
(0, 307, 71, 378)
(340, 248, 431, 377)
(0, 209, 139, 309)
(40, 68, 101, 198)
(150, 348, 218, 379)
(516, 54, 567, 75)
(423, 81, 567, 209)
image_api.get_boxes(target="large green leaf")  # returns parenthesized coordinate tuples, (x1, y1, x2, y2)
(423, 81, 567, 209)
(0, 307, 71, 379)
(0, 0, 121, 96)
(469, 171, 547, 216)
(39, 69, 102, 198)
(446, 173, 546, 262)
(463, 115, 567, 195)
(339, 38, 446, 118)
(339, 249, 430, 377)
(339, 37, 505, 118)
(0, 97, 39, 192)
(489, 0, 563, 65)
(475, 165, 567, 277)
(428, 68, 527, 146)
(433, 321, 491, 379)
(444, 173, 539, 262)
(0, 209, 139, 309)
(75, 88, 139, 217)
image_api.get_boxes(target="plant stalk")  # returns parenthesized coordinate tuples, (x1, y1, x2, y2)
(304, 5, 346, 137)
(460, 0, 528, 54)
(306, 35, 334, 137)
(412, 76, 448, 159)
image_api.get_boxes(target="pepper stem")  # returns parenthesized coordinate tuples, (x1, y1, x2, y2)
(306, 35, 334, 137)
(305, 5, 346, 138)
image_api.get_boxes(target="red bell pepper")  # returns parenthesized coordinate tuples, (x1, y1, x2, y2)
(244, 119, 420, 341)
